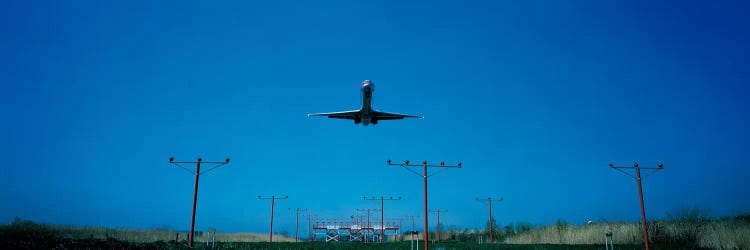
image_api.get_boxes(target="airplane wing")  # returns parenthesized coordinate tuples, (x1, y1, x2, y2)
(307, 110, 361, 120)
(373, 110, 423, 120)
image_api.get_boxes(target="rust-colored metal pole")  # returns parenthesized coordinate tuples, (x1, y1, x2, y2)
(367, 209, 371, 243)
(313, 216, 317, 242)
(269, 196, 275, 242)
(381, 197, 385, 243)
(188, 160, 201, 248)
(307, 214, 311, 242)
(609, 162, 662, 250)
(636, 166, 650, 250)
(388, 160, 459, 250)
(489, 198, 493, 243)
(423, 163, 429, 250)
(436, 211, 441, 242)
(171, 157, 229, 248)
(297, 213, 302, 242)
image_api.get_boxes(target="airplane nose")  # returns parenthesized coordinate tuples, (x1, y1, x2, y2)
(361, 80, 374, 88)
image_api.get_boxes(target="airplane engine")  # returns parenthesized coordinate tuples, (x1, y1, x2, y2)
(354, 118, 362, 124)
(371, 118, 378, 125)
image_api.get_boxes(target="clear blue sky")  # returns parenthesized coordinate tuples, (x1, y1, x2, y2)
(1, 0, 748, 234)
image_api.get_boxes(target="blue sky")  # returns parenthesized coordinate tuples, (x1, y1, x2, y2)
(1, 0, 748, 234)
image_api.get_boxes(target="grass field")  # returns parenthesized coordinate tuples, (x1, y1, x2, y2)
(0, 218, 294, 249)
(1, 215, 747, 249)
(501, 215, 749, 250)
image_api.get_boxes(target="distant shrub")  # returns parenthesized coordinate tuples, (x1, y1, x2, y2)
(732, 213, 750, 223)
(660, 207, 711, 247)
(0, 217, 58, 249)
(554, 219, 569, 244)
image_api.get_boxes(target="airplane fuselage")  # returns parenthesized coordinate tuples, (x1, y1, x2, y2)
(358, 81, 375, 125)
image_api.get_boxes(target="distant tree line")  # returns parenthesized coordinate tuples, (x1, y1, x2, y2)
(411, 219, 537, 243)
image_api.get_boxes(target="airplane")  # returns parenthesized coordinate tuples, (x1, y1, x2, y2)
(308, 80, 422, 125)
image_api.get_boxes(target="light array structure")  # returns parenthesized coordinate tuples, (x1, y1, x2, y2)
(388, 159, 462, 250)
(609, 162, 664, 250)
(429, 209, 447, 242)
(258, 195, 288, 242)
(311, 214, 404, 243)
(313, 216, 344, 242)
(350, 214, 365, 228)
(356, 208, 381, 243)
(364, 196, 401, 243)
(310, 215, 321, 241)
(169, 157, 230, 248)
(349, 214, 366, 242)
(289, 208, 308, 242)
(475, 197, 503, 243)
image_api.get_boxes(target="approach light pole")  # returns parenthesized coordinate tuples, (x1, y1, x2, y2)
(475, 197, 503, 243)
(259, 195, 288, 242)
(364, 196, 401, 243)
(307, 213, 313, 242)
(393, 217, 406, 241)
(169, 157, 230, 248)
(429, 210, 447, 242)
(357, 208, 381, 243)
(388, 160, 461, 250)
(609, 162, 664, 250)
(289, 208, 308, 242)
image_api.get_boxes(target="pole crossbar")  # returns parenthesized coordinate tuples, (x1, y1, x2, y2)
(611, 165, 663, 169)
(171, 161, 228, 164)
(168, 157, 230, 248)
(611, 167, 637, 179)
(609, 162, 664, 250)
(400, 165, 423, 177)
(173, 163, 196, 175)
(426, 167, 451, 178)
(387, 159, 462, 250)
(172, 159, 230, 176)
(641, 169, 665, 179)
